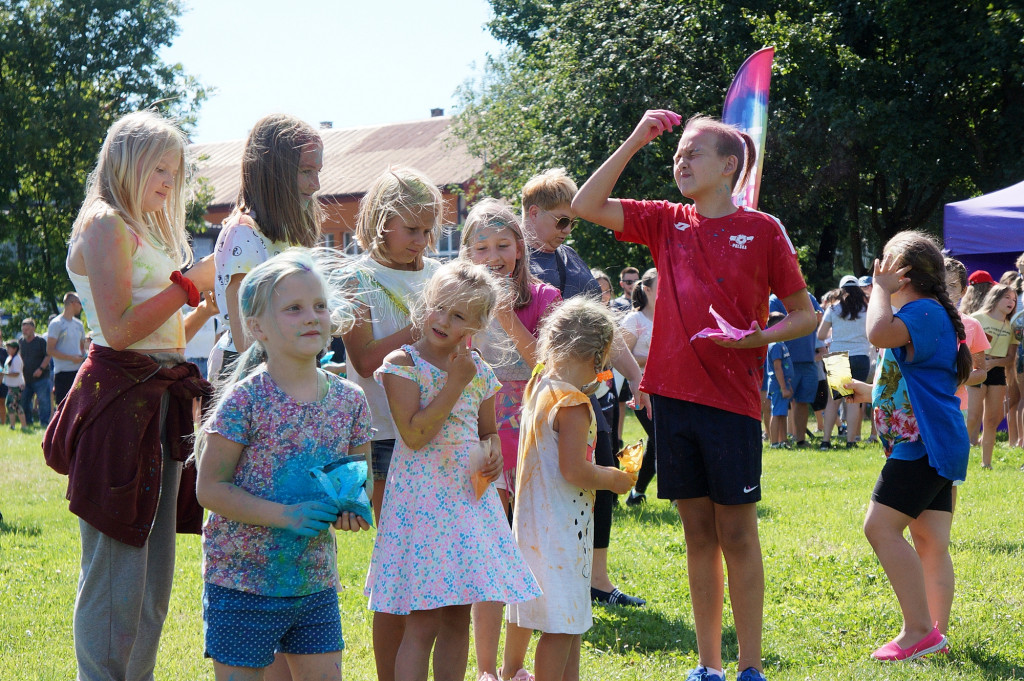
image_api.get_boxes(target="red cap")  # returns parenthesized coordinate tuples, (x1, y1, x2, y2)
(967, 270, 996, 285)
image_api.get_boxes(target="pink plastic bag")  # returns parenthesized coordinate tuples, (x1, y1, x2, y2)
(690, 305, 758, 342)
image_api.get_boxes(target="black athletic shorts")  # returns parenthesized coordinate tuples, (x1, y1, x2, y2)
(871, 454, 953, 518)
(653, 395, 762, 505)
(983, 365, 1006, 386)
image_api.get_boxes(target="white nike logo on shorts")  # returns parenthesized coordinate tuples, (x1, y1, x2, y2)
(743, 485, 759, 494)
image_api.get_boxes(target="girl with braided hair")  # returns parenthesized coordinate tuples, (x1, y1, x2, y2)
(844, 231, 971, 661)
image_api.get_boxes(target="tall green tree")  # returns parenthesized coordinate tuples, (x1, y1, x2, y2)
(453, 0, 1024, 290)
(0, 0, 206, 325)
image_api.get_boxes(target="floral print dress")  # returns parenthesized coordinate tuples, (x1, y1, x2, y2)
(364, 345, 541, 614)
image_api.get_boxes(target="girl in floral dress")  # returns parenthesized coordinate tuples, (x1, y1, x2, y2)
(366, 260, 542, 681)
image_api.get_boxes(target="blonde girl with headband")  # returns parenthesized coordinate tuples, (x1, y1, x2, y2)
(339, 165, 443, 681)
(44, 110, 216, 681)
(194, 249, 371, 681)
(504, 297, 636, 681)
(365, 260, 541, 681)
(213, 113, 324, 375)
(459, 197, 561, 681)
(572, 110, 816, 681)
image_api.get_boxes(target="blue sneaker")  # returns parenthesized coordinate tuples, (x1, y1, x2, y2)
(685, 667, 725, 681)
(737, 668, 766, 681)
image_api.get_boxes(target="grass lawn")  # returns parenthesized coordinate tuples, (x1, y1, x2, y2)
(2, 415, 1023, 680)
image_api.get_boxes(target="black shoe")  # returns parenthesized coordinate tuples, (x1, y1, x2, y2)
(591, 587, 646, 607)
(846, 441, 858, 449)
(625, 490, 646, 506)
(819, 441, 831, 450)
(795, 440, 810, 449)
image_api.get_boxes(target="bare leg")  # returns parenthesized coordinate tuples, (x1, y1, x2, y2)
(714, 502, 764, 673)
(966, 385, 984, 446)
(792, 402, 810, 442)
(472, 601, 505, 678)
(501, 621, 533, 679)
(863, 501, 934, 646)
(590, 548, 614, 591)
(283, 652, 342, 681)
(533, 632, 576, 681)
(373, 611, 406, 681)
(909, 510, 955, 635)
(394, 609, 442, 681)
(263, 655, 293, 681)
(372, 479, 387, 525)
(846, 402, 863, 443)
(981, 385, 1006, 467)
(676, 498, 725, 671)
(822, 397, 840, 444)
(433, 604, 473, 681)
(213, 662, 264, 681)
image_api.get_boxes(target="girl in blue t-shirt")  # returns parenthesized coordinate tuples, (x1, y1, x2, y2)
(846, 231, 972, 663)
(196, 249, 372, 680)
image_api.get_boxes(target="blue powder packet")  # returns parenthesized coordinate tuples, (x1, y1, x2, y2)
(308, 454, 373, 527)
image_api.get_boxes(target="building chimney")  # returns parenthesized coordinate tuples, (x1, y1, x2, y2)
(430, 108, 444, 118)
(319, 121, 333, 129)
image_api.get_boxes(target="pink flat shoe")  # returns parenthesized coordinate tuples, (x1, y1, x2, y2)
(508, 670, 535, 681)
(872, 627, 947, 661)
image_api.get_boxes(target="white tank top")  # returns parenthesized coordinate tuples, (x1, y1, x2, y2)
(68, 232, 186, 351)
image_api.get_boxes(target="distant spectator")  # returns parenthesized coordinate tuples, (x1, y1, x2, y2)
(47, 293, 88, 405)
(591, 268, 614, 306)
(960, 269, 994, 315)
(18, 318, 50, 427)
(611, 266, 640, 312)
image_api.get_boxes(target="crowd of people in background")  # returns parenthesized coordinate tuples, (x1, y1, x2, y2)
(0, 105, 1008, 681)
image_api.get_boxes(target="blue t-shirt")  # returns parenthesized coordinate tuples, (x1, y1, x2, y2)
(529, 245, 602, 301)
(766, 340, 793, 395)
(769, 293, 822, 363)
(870, 299, 969, 481)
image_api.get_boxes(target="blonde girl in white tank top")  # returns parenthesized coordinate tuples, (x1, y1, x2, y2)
(60, 110, 215, 681)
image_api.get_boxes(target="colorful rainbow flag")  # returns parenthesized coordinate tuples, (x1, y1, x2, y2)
(722, 47, 775, 210)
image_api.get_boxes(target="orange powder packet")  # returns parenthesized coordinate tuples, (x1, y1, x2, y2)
(617, 439, 645, 474)
(471, 471, 490, 500)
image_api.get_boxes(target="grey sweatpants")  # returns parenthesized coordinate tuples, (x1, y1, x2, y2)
(73, 451, 182, 681)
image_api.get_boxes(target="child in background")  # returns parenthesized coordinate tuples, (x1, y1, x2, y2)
(765, 312, 793, 449)
(572, 109, 815, 681)
(958, 269, 994, 315)
(340, 166, 444, 681)
(195, 249, 371, 681)
(845, 231, 971, 660)
(943, 257, 989, 420)
(366, 260, 542, 681)
(3, 339, 28, 431)
(968, 283, 1018, 468)
(505, 297, 636, 681)
(459, 198, 561, 681)
(213, 113, 324, 374)
(620, 268, 658, 505)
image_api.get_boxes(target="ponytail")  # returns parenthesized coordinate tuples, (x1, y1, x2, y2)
(735, 131, 757, 195)
(631, 281, 649, 310)
(933, 281, 973, 386)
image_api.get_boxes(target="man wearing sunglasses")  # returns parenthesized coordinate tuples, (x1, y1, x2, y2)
(612, 266, 641, 312)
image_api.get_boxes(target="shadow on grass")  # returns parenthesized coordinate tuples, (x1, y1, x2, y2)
(951, 538, 1024, 556)
(617, 501, 777, 526)
(0, 517, 42, 537)
(955, 647, 1024, 680)
(586, 603, 697, 654)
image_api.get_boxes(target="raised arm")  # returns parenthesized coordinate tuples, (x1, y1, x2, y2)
(572, 109, 682, 232)
(866, 254, 912, 349)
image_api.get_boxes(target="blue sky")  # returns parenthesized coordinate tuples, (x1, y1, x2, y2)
(161, 0, 504, 143)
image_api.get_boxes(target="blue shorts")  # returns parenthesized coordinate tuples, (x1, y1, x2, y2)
(371, 439, 396, 482)
(790, 362, 818, 404)
(768, 387, 791, 416)
(653, 395, 762, 505)
(203, 583, 343, 668)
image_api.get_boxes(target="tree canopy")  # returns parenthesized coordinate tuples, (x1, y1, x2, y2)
(453, 0, 1024, 292)
(0, 0, 206, 326)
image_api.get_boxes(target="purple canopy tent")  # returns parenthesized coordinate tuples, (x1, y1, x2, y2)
(943, 180, 1024, 278)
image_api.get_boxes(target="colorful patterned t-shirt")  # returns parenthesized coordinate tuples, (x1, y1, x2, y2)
(202, 369, 373, 596)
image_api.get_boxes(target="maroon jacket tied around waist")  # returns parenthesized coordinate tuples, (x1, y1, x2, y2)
(43, 345, 213, 547)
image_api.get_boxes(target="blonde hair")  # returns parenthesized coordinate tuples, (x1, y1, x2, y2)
(355, 166, 443, 264)
(233, 113, 323, 247)
(520, 167, 578, 220)
(683, 115, 757, 196)
(410, 260, 504, 337)
(71, 110, 192, 266)
(537, 296, 617, 372)
(459, 197, 536, 309)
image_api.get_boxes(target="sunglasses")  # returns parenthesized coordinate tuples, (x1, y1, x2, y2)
(621, 278, 639, 285)
(542, 209, 577, 232)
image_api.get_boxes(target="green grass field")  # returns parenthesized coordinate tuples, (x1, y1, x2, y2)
(2, 416, 1023, 680)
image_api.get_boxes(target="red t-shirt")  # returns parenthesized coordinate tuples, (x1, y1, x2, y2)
(617, 200, 807, 419)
